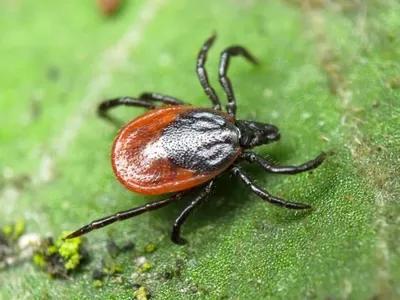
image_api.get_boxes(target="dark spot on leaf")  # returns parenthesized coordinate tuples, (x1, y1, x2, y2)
(120, 241, 135, 252)
(92, 268, 105, 280)
(106, 239, 119, 257)
(46, 66, 60, 82)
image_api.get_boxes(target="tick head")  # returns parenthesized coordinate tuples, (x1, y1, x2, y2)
(236, 120, 281, 148)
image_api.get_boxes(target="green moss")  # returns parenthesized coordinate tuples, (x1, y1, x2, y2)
(64, 253, 82, 270)
(32, 233, 87, 277)
(47, 245, 57, 255)
(2, 225, 12, 238)
(33, 253, 46, 268)
(103, 264, 124, 275)
(133, 286, 149, 300)
(13, 219, 25, 239)
(144, 243, 156, 253)
(93, 280, 103, 288)
(56, 233, 83, 270)
(1, 219, 25, 241)
(136, 261, 152, 274)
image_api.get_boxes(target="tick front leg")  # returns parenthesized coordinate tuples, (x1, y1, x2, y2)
(240, 152, 328, 175)
(196, 34, 222, 110)
(171, 180, 214, 245)
(98, 97, 157, 126)
(219, 45, 258, 116)
(65, 192, 187, 240)
(230, 166, 311, 209)
(138, 92, 188, 105)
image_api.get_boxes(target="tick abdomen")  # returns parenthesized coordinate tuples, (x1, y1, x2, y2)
(112, 106, 242, 195)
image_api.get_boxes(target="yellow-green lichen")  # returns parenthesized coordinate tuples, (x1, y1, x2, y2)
(2, 224, 12, 238)
(56, 232, 83, 270)
(47, 245, 57, 255)
(144, 243, 156, 253)
(2, 219, 25, 241)
(103, 264, 123, 275)
(32, 232, 86, 277)
(93, 280, 103, 288)
(136, 261, 152, 274)
(13, 219, 25, 239)
(133, 286, 148, 300)
(33, 253, 46, 268)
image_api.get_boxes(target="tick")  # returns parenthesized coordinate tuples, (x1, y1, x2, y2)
(66, 34, 327, 245)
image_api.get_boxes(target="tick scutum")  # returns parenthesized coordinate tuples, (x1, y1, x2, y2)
(161, 109, 241, 173)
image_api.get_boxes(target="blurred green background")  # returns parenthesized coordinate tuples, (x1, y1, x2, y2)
(0, 0, 399, 299)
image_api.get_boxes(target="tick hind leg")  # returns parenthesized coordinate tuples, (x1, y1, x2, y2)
(98, 97, 157, 126)
(240, 152, 328, 175)
(219, 45, 258, 116)
(99, 93, 187, 126)
(196, 34, 222, 110)
(138, 92, 188, 105)
(65, 192, 187, 240)
(230, 166, 311, 209)
(171, 180, 214, 245)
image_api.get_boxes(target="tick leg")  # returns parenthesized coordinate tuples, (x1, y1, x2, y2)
(230, 166, 311, 209)
(196, 34, 222, 110)
(98, 97, 157, 126)
(139, 92, 188, 105)
(240, 152, 328, 175)
(171, 180, 214, 245)
(65, 192, 187, 240)
(219, 45, 258, 116)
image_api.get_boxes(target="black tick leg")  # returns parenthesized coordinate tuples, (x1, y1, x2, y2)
(98, 92, 187, 126)
(171, 180, 214, 245)
(138, 92, 188, 105)
(98, 97, 157, 126)
(196, 34, 222, 110)
(219, 45, 258, 116)
(240, 152, 328, 175)
(230, 166, 311, 209)
(65, 192, 187, 240)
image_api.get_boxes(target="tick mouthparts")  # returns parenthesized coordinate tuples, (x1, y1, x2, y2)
(269, 132, 281, 141)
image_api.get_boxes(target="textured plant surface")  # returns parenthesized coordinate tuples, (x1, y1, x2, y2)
(1, 0, 399, 299)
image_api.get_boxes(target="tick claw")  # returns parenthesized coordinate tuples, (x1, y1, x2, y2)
(171, 236, 188, 246)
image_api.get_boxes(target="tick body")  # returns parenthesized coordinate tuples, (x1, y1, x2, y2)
(67, 34, 328, 245)
(112, 106, 240, 195)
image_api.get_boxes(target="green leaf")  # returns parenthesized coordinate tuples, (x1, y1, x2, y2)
(1, 0, 399, 299)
